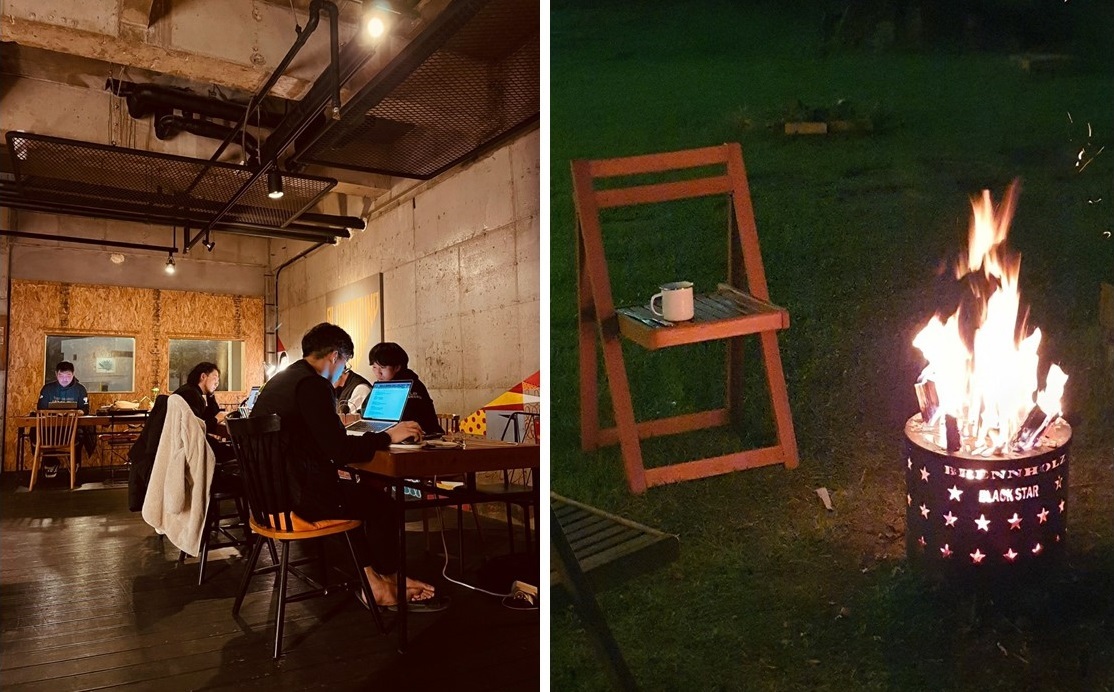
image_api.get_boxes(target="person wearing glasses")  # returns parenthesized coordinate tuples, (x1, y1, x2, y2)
(251, 323, 445, 612)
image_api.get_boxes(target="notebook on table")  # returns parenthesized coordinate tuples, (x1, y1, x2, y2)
(345, 380, 413, 435)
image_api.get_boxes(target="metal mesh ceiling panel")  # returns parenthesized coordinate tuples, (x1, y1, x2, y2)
(295, 0, 539, 179)
(6, 133, 335, 228)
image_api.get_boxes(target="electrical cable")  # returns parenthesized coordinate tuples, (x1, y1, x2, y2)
(427, 476, 538, 609)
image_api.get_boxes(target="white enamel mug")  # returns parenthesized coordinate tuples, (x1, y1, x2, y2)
(650, 281, 694, 321)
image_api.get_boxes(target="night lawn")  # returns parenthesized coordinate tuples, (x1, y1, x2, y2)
(549, 1, 1114, 690)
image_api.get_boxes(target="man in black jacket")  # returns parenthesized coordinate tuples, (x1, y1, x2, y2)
(368, 342, 444, 435)
(173, 362, 234, 463)
(251, 323, 439, 609)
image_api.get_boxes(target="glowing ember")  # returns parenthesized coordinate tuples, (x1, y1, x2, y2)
(912, 181, 1067, 454)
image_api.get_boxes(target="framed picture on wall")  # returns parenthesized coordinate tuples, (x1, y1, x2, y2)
(325, 273, 384, 371)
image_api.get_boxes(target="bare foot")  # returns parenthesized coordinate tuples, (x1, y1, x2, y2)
(364, 568, 435, 607)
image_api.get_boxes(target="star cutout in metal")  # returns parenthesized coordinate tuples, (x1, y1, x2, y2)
(918, 536, 926, 547)
(943, 511, 958, 527)
(1032, 543, 1043, 555)
(1007, 513, 1022, 530)
(1037, 508, 1049, 524)
(919, 503, 930, 519)
(970, 549, 986, 564)
(940, 543, 952, 558)
(907, 458, 912, 470)
(1058, 500, 1065, 513)
(907, 494, 912, 507)
(1003, 548, 1018, 561)
(920, 467, 930, 482)
(974, 514, 990, 532)
(1055, 476, 1062, 490)
(947, 485, 963, 501)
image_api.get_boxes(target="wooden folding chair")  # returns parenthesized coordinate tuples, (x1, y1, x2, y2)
(29, 410, 81, 490)
(573, 143, 799, 493)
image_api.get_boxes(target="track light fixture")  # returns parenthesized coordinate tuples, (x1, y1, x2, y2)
(165, 253, 176, 274)
(267, 169, 284, 200)
(203, 230, 215, 252)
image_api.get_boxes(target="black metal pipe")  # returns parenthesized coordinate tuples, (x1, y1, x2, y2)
(0, 182, 358, 234)
(201, 0, 348, 237)
(0, 196, 342, 244)
(0, 228, 177, 254)
(205, 0, 329, 167)
(155, 114, 260, 162)
(107, 79, 286, 129)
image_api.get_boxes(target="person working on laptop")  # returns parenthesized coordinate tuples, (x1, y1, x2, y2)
(333, 365, 372, 415)
(250, 322, 445, 611)
(368, 342, 444, 436)
(173, 362, 234, 463)
(36, 361, 92, 478)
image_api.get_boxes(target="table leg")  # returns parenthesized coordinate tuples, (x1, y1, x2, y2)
(396, 479, 408, 653)
(17, 427, 26, 472)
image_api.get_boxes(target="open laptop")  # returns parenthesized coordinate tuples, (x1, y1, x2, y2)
(46, 401, 79, 410)
(344, 380, 413, 435)
(239, 385, 261, 417)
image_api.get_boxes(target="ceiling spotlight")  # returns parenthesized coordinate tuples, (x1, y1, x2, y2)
(267, 169, 284, 200)
(165, 254, 176, 275)
(203, 231, 215, 252)
(110, 253, 126, 264)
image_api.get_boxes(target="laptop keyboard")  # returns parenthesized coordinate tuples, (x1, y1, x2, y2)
(346, 420, 386, 434)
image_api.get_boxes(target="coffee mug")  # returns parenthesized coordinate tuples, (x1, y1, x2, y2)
(650, 281, 694, 321)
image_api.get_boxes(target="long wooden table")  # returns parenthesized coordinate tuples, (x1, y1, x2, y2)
(346, 439, 540, 652)
(11, 412, 150, 472)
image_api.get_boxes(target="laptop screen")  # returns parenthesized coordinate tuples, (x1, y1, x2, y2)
(244, 386, 261, 410)
(360, 380, 413, 422)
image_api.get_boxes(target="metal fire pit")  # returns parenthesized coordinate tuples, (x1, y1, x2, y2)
(904, 414, 1071, 576)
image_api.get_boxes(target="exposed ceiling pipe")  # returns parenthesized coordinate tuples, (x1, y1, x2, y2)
(0, 195, 344, 244)
(107, 79, 286, 129)
(0, 228, 178, 254)
(0, 181, 360, 235)
(154, 114, 260, 163)
(195, 0, 371, 245)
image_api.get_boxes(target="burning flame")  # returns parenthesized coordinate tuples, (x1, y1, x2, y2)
(913, 181, 1067, 452)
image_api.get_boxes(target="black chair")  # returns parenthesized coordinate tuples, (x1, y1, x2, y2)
(180, 463, 253, 585)
(226, 414, 384, 659)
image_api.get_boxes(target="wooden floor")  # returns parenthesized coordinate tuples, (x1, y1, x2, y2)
(0, 474, 539, 691)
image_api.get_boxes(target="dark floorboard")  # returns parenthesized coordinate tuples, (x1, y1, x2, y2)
(1, 479, 539, 691)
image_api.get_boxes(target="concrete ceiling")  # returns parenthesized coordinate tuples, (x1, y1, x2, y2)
(0, 0, 459, 206)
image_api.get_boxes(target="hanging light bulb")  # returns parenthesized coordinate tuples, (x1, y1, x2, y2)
(165, 253, 176, 274)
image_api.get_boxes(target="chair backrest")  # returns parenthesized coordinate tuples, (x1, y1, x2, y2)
(226, 414, 298, 532)
(436, 412, 460, 434)
(36, 410, 80, 448)
(571, 142, 772, 302)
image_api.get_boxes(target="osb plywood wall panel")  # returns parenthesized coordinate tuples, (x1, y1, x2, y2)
(3, 280, 264, 471)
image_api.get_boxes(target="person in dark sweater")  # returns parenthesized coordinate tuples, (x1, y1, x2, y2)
(250, 323, 440, 610)
(36, 361, 92, 476)
(173, 362, 234, 463)
(368, 342, 444, 435)
(37, 361, 90, 413)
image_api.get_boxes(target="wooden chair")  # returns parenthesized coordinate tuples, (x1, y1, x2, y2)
(29, 410, 81, 490)
(226, 414, 384, 659)
(573, 143, 799, 493)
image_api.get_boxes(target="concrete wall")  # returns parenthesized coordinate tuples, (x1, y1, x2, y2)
(276, 127, 540, 419)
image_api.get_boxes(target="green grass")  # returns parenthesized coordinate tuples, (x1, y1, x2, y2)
(550, 2, 1114, 690)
